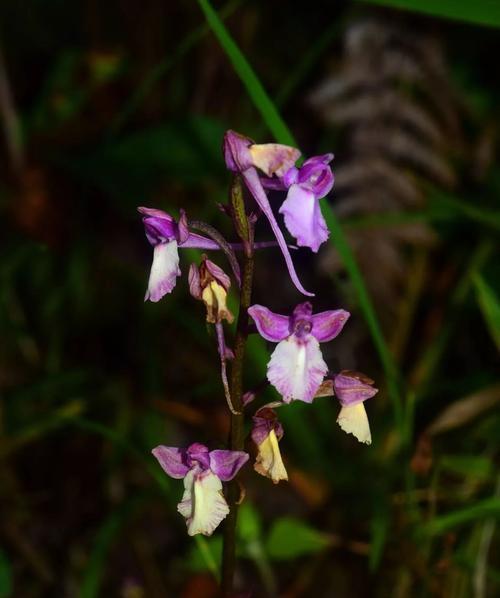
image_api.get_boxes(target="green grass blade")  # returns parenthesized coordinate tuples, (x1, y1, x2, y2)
(323, 206, 403, 428)
(0, 549, 12, 598)
(79, 498, 144, 598)
(358, 0, 500, 28)
(473, 273, 500, 350)
(196, 0, 295, 146)
(422, 498, 500, 536)
(196, 0, 403, 430)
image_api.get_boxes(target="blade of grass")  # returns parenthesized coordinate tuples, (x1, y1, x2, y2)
(196, 0, 403, 431)
(0, 549, 12, 598)
(357, 0, 500, 28)
(196, 0, 294, 147)
(473, 273, 500, 351)
(79, 497, 145, 598)
(421, 497, 500, 536)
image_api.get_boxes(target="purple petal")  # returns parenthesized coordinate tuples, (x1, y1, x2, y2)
(209, 450, 249, 481)
(138, 206, 177, 246)
(333, 371, 378, 407)
(279, 184, 329, 253)
(188, 263, 202, 299)
(186, 443, 211, 470)
(181, 232, 220, 250)
(310, 309, 350, 342)
(297, 154, 334, 198)
(248, 143, 301, 176)
(267, 334, 328, 403)
(204, 258, 231, 291)
(248, 305, 290, 342)
(145, 241, 180, 302)
(177, 209, 190, 244)
(223, 130, 253, 172)
(152, 446, 189, 479)
(243, 168, 314, 296)
(251, 408, 284, 445)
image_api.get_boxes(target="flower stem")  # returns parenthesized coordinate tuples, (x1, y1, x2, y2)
(221, 247, 254, 596)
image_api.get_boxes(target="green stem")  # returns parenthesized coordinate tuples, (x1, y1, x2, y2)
(221, 249, 254, 596)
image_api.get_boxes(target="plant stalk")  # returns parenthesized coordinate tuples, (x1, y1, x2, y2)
(221, 247, 254, 596)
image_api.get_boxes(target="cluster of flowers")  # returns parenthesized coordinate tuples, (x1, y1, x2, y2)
(140, 131, 377, 536)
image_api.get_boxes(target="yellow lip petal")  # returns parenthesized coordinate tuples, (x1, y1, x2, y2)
(337, 403, 371, 445)
(254, 429, 288, 483)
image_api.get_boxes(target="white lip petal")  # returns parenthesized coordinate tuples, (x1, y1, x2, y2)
(177, 470, 230, 536)
(267, 335, 327, 403)
(145, 240, 180, 302)
(254, 429, 288, 484)
(337, 403, 372, 445)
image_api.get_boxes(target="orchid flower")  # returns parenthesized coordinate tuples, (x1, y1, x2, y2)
(223, 130, 315, 297)
(138, 207, 222, 303)
(248, 302, 350, 403)
(251, 408, 288, 484)
(189, 255, 234, 324)
(333, 371, 378, 445)
(279, 154, 334, 252)
(152, 443, 248, 536)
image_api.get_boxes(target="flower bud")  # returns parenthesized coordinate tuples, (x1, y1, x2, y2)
(333, 370, 378, 445)
(189, 255, 234, 324)
(251, 408, 288, 484)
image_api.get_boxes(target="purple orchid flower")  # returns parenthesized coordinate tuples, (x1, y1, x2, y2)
(333, 371, 378, 445)
(251, 408, 288, 484)
(152, 443, 248, 536)
(138, 207, 223, 303)
(279, 154, 334, 253)
(248, 302, 350, 403)
(223, 130, 315, 297)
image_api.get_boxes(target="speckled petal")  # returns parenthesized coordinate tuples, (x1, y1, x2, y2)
(310, 309, 350, 342)
(209, 450, 249, 481)
(279, 184, 329, 253)
(151, 446, 189, 479)
(267, 334, 327, 403)
(248, 305, 290, 342)
(248, 143, 301, 177)
(145, 241, 180, 302)
(177, 470, 230, 536)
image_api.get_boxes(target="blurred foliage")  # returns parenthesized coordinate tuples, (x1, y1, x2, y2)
(0, 0, 499, 597)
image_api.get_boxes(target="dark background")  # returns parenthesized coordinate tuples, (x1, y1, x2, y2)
(1, 1, 500, 596)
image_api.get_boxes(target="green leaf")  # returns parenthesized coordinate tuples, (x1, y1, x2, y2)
(237, 502, 262, 543)
(0, 549, 12, 598)
(266, 517, 330, 560)
(474, 273, 500, 350)
(440, 455, 494, 480)
(421, 498, 500, 536)
(358, 0, 500, 28)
